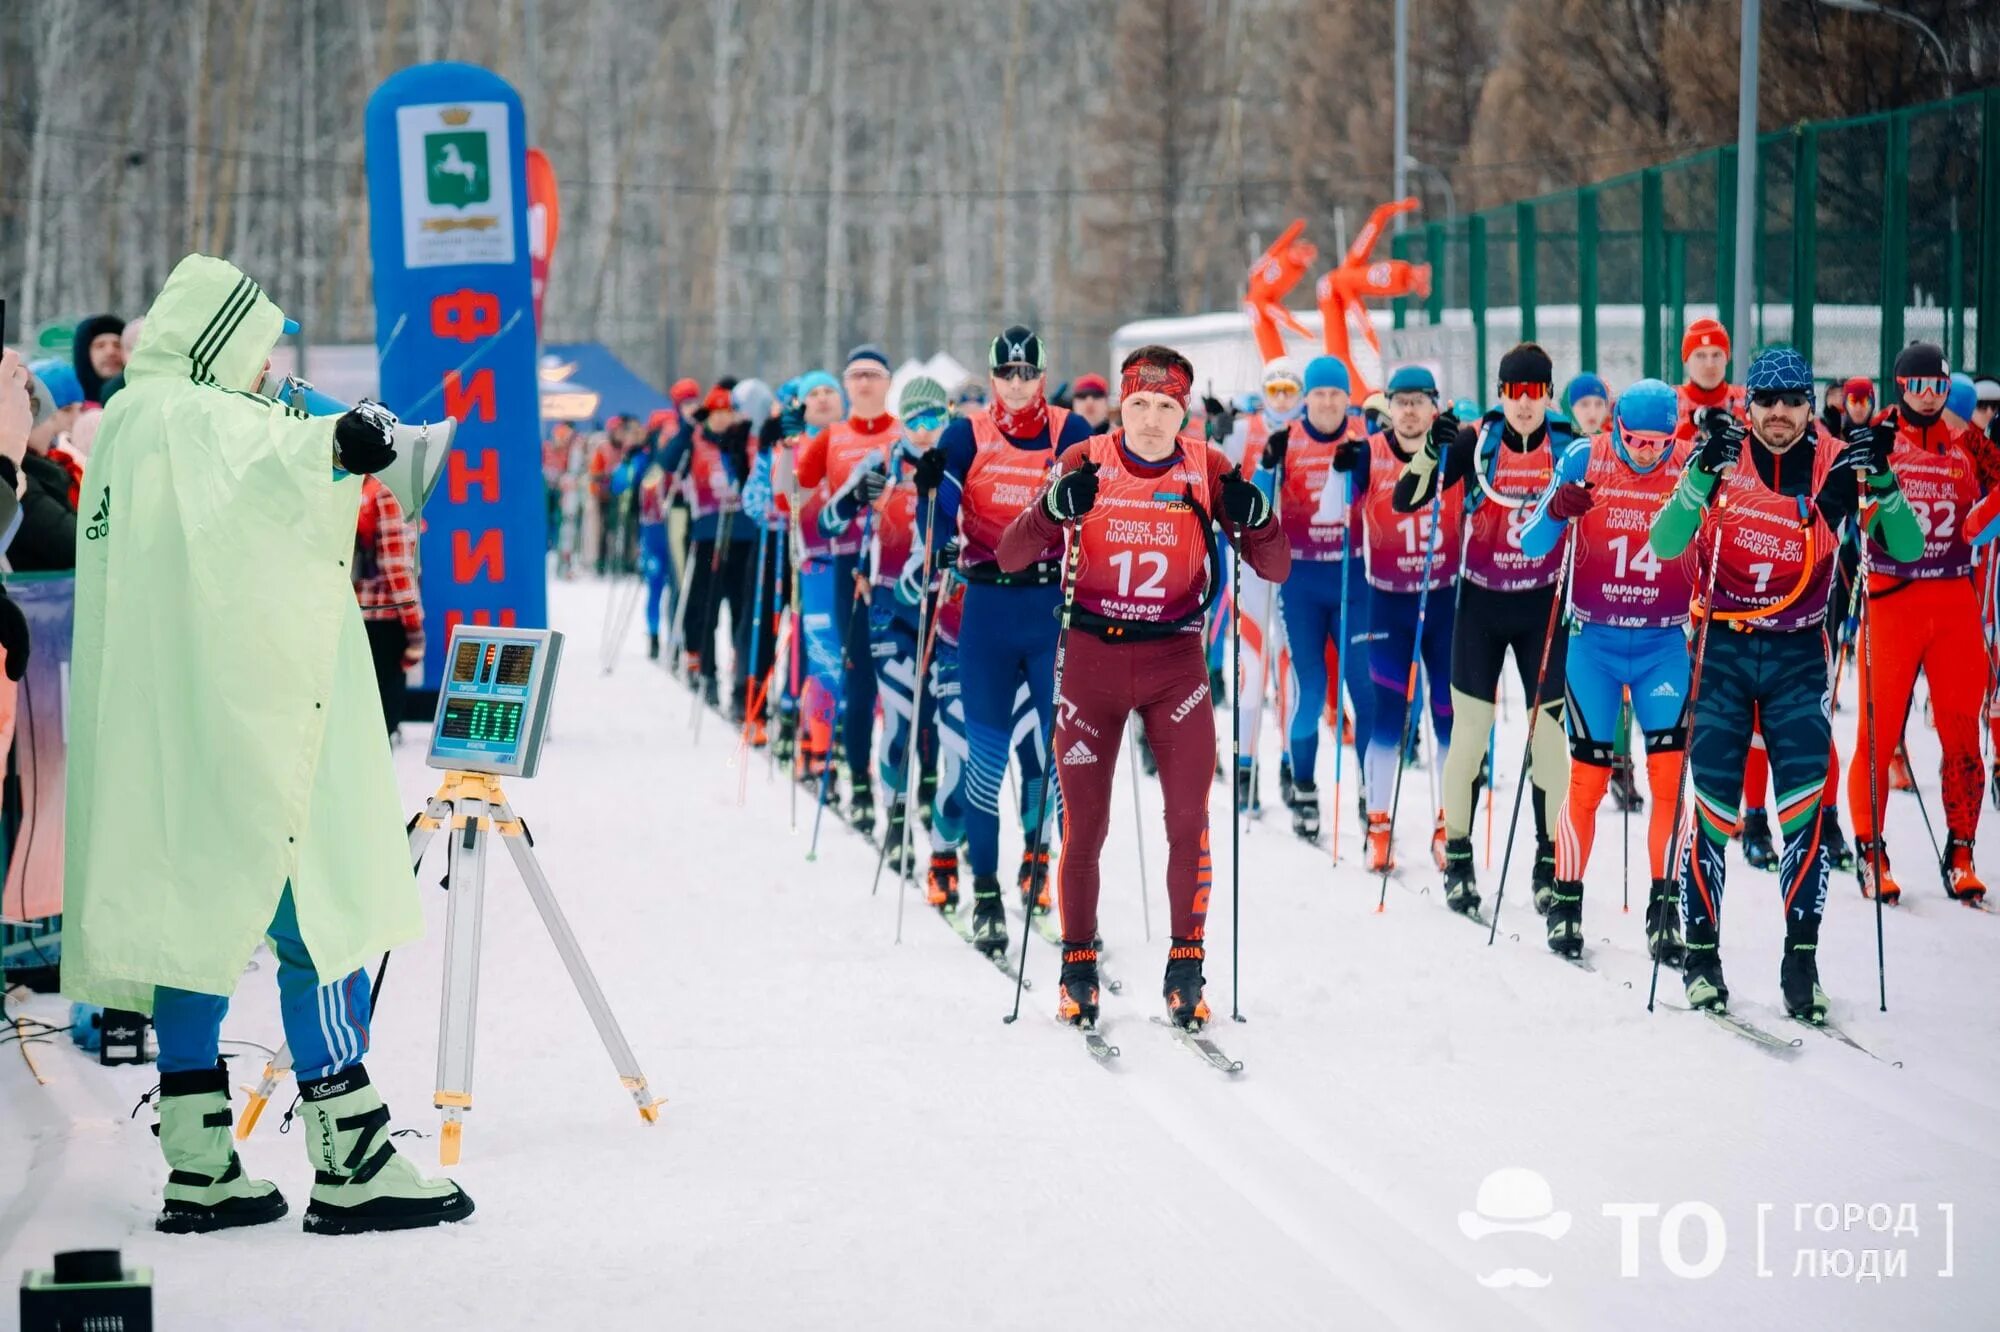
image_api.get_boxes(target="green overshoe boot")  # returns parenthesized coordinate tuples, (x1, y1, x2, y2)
(155, 1064, 288, 1234)
(298, 1065, 474, 1236)
(1682, 945, 1729, 1013)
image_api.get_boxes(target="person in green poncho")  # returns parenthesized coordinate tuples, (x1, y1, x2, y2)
(64, 253, 472, 1235)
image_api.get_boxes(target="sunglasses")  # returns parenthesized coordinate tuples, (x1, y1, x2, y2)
(993, 364, 1043, 383)
(1898, 375, 1950, 397)
(1497, 381, 1550, 401)
(1072, 390, 1106, 401)
(1621, 428, 1674, 447)
(1263, 380, 1302, 395)
(1749, 390, 1810, 409)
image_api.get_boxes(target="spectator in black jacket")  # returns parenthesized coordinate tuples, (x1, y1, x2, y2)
(16, 360, 79, 571)
(72, 313, 127, 406)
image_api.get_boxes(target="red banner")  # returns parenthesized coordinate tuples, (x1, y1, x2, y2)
(525, 147, 560, 335)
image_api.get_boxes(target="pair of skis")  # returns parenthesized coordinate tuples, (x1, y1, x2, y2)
(1061, 1015, 1243, 1074)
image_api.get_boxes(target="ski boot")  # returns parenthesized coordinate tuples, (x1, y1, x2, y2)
(1739, 808, 1779, 871)
(1820, 806, 1854, 872)
(297, 1065, 473, 1235)
(701, 674, 721, 708)
(1018, 847, 1052, 915)
(1889, 747, 1916, 793)
(154, 1063, 288, 1234)
(1057, 942, 1102, 1027)
(1644, 878, 1685, 966)
(1544, 881, 1584, 958)
(1431, 812, 1449, 872)
(1279, 756, 1298, 811)
(681, 650, 702, 683)
(1291, 781, 1321, 843)
(1364, 811, 1394, 872)
(1162, 938, 1211, 1030)
(1609, 754, 1644, 812)
(1944, 836, 1986, 903)
(970, 876, 1009, 956)
(1530, 840, 1558, 916)
(1990, 761, 2000, 814)
(771, 710, 798, 764)
(646, 633, 661, 661)
(848, 773, 875, 838)
(1233, 763, 1258, 816)
(1780, 936, 1828, 1025)
(1856, 839, 1900, 904)
(1682, 946, 1729, 1013)
(1442, 836, 1479, 916)
(926, 852, 961, 910)
(881, 800, 910, 872)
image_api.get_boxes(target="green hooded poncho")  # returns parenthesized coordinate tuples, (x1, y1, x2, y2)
(62, 254, 421, 1010)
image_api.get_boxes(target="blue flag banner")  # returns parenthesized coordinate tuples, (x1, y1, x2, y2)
(365, 62, 546, 688)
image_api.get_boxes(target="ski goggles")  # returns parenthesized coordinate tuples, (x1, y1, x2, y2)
(1749, 389, 1811, 409)
(1897, 375, 1950, 397)
(903, 409, 949, 434)
(993, 363, 1043, 383)
(1497, 381, 1551, 401)
(1262, 377, 1302, 396)
(1620, 427, 1674, 449)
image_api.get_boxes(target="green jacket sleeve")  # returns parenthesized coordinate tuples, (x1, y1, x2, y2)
(1650, 467, 1717, 559)
(1862, 473, 1923, 563)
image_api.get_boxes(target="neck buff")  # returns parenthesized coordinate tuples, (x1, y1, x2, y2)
(1261, 400, 1305, 433)
(989, 385, 1049, 440)
(1681, 378, 1733, 410)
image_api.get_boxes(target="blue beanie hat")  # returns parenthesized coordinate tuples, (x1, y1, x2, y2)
(29, 359, 83, 411)
(1452, 396, 1479, 421)
(1302, 356, 1351, 395)
(1563, 372, 1609, 413)
(1746, 345, 1815, 406)
(1384, 364, 1437, 396)
(1947, 372, 1977, 421)
(1614, 378, 1678, 436)
(796, 369, 842, 398)
(845, 343, 890, 371)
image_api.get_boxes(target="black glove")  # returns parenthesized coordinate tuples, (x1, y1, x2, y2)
(1331, 438, 1367, 473)
(1202, 395, 1227, 420)
(333, 400, 398, 475)
(1043, 458, 1101, 522)
(1426, 411, 1459, 462)
(1219, 465, 1272, 530)
(0, 591, 27, 682)
(1261, 425, 1290, 471)
(851, 462, 889, 505)
(719, 420, 753, 476)
(911, 446, 949, 496)
(1694, 408, 1745, 475)
(758, 416, 784, 449)
(1844, 408, 1896, 476)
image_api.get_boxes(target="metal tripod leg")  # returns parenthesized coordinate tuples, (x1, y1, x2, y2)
(238, 807, 446, 1140)
(494, 801, 662, 1128)
(433, 794, 492, 1165)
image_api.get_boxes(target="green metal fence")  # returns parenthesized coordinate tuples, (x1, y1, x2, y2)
(1388, 90, 1999, 399)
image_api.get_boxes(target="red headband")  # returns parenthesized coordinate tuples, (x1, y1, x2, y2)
(1121, 359, 1191, 407)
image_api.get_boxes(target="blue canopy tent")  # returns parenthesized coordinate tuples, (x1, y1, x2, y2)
(540, 342, 671, 426)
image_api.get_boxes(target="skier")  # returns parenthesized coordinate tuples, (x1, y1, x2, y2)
(1351, 365, 1460, 869)
(660, 385, 752, 708)
(912, 325, 1092, 956)
(1394, 343, 1576, 916)
(1648, 345, 1920, 1020)
(774, 370, 851, 782)
(996, 343, 1290, 1030)
(64, 254, 470, 1233)
(794, 347, 901, 834)
(1520, 379, 1695, 959)
(1845, 343, 2000, 903)
(1257, 354, 1381, 843)
(1561, 372, 1611, 438)
(1225, 357, 1310, 814)
(828, 376, 965, 878)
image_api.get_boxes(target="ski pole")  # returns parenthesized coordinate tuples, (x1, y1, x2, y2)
(692, 505, 736, 742)
(1487, 526, 1576, 945)
(1127, 717, 1154, 942)
(1856, 502, 1888, 1012)
(1893, 719, 1949, 888)
(1006, 525, 1084, 1025)
(1647, 482, 1730, 1012)
(808, 503, 878, 861)
(1330, 460, 1353, 860)
(1229, 532, 1246, 1021)
(736, 528, 774, 799)
(1376, 489, 1446, 909)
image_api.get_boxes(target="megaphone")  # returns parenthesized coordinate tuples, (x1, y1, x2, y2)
(269, 375, 457, 518)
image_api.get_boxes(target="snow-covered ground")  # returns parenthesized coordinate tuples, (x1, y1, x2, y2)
(6, 573, 1998, 1330)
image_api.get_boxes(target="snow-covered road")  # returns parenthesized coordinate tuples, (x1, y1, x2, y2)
(6, 573, 1997, 1329)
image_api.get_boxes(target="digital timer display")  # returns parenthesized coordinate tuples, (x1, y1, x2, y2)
(440, 698, 524, 745)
